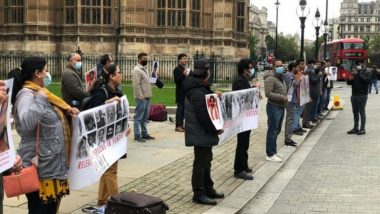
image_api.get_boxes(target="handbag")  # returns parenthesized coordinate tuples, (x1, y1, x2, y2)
(3, 124, 41, 198)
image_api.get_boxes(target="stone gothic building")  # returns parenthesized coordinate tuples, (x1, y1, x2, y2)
(0, 0, 249, 58)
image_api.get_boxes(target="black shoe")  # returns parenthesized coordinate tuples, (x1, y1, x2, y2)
(134, 137, 146, 143)
(311, 119, 319, 123)
(245, 168, 253, 173)
(299, 128, 307, 132)
(206, 189, 225, 199)
(192, 194, 217, 205)
(285, 140, 297, 147)
(234, 171, 254, 180)
(292, 130, 303, 136)
(347, 129, 358, 134)
(357, 129, 366, 135)
(142, 135, 155, 140)
(302, 123, 314, 129)
(323, 107, 329, 110)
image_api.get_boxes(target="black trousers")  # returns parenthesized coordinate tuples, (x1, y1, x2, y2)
(192, 146, 214, 193)
(175, 102, 185, 127)
(26, 191, 59, 214)
(351, 95, 368, 130)
(234, 130, 251, 174)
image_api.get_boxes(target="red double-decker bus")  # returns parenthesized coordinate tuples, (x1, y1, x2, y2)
(318, 38, 367, 80)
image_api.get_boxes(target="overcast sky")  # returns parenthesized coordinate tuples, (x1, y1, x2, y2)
(250, 0, 374, 40)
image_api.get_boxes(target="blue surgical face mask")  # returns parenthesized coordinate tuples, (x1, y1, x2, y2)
(74, 62, 82, 70)
(43, 73, 52, 87)
(275, 66, 285, 74)
(249, 68, 255, 77)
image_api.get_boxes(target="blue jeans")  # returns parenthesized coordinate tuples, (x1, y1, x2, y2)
(134, 98, 150, 138)
(292, 104, 303, 131)
(316, 94, 324, 115)
(369, 79, 378, 93)
(175, 102, 185, 127)
(310, 96, 320, 120)
(266, 103, 284, 157)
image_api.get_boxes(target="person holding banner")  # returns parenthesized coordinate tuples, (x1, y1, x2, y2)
(232, 58, 256, 180)
(183, 59, 224, 205)
(264, 59, 288, 162)
(85, 63, 130, 208)
(13, 57, 79, 214)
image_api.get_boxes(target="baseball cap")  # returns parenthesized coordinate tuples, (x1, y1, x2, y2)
(193, 59, 210, 76)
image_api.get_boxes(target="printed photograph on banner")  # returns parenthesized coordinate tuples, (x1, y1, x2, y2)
(0, 79, 16, 173)
(95, 109, 106, 128)
(116, 102, 123, 120)
(106, 105, 116, 124)
(84, 112, 96, 132)
(150, 61, 159, 83)
(68, 96, 129, 190)
(85, 67, 97, 91)
(329, 66, 338, 81)
(218, 88, 260, 144)
(205, 94, 223, 130)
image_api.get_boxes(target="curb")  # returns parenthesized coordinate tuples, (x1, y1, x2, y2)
(203, 110, 333, 214)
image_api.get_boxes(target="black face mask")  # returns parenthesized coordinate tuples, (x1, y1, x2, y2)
(141, 60, 148, 66)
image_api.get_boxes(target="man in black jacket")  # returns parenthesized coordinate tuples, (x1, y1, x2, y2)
(302, 60, 318, 129)
(232, 58, 256, 180)
(347, 64, 372, 135)
(173, 53, 190, 132)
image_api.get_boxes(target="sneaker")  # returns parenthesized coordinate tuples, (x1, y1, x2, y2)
(292, 130, 304, 136)
(285, 140, 297, 147)
(266, 155, 282, 162)
(134, 137, 146, 142)
(82, 205, 106, 214)
(357, 129, 365, 135)
(302, 123, 314, 129)
(347, 129, 358, 134)
(142, 135, 155, 140)
(298, 128, 307, 133)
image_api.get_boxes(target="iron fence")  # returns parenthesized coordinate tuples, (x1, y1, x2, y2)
(0, 52, 239, 84)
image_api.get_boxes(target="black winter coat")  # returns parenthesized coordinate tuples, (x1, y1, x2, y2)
(173, 65, 187, 104)
(183, 75, 218, 147)
(232, 74, 251, 91)
(347, 70, 372, 96)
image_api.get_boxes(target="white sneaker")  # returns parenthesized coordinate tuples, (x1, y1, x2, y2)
(266, 155, 283, 162)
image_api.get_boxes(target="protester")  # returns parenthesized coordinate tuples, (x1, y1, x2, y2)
(61, 53, 89, 110)
(96, 54, 113, 78)
(84, 63, 131, 210)
(316, 61, 326, 116)
(232, 58, 255, 180)
(302, 60, 318, 129)
(292, 60, 307, 135)
(283, 62, 302, 146)
(132, 53, 155, 142)
(264, 59, 287, 162)
(13, 56, 79, 214)
(368, 65, 378, 94)
(173, 53, 189, 132)
(347, 64, 372, 135)
(183, 59, 224, 205)
(323, 59, 333, 110)
(311, 61, 323, 122)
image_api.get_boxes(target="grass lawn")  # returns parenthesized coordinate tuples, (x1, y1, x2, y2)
(48, 82, 176, 106)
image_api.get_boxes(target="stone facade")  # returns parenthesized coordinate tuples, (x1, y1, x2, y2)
(339, 0, 380, 40)
(249, 4, 268, 56)
(0, 0, 249, 58)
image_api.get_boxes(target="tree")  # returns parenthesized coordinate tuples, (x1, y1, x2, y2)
(248, 33, 260, 60)
(265, 35, 275, 52)
(368, 35, 380, 54)
(305, 36, 324, 61)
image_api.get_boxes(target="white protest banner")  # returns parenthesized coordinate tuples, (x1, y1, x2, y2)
(217, 88, 260, 144)
(300, 75, 311, 106)
(150, 61, 159, 83)
(0, 79, 16, 173)
(68, 95, 129, 190)
(329, 66, 338, 81)
(205, 94, 223, 130)
(85, 67, 97, 91)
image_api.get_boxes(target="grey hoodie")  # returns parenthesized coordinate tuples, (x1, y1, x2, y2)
(264, 70, 287, 107)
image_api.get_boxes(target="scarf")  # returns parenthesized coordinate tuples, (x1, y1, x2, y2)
(23, 81, 72, 166)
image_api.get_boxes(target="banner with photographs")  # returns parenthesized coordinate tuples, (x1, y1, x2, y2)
(300, 75, 311, 106)
(68, 96, 129, 190)
(217, 88, 260, 144)
(0, 79, 16, 173)
(85, 67, 97, 91)
(328, 66, 338, 81)
(150, 61, 159, 83)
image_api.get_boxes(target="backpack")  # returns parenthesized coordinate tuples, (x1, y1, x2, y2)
(148, 104, 168, 122)
(82, 86, 108, 110)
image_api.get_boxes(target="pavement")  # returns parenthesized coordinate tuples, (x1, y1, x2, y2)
(4, 77, 372, 214)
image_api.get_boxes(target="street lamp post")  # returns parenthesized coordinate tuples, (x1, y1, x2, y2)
(297, 0, 309, 60)
(313, 8, 322, 61)
(323, 0, 329, 60)
(275, 0, 280, 59)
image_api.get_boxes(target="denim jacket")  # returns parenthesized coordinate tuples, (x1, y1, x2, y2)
(15, 88, 67, 180)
